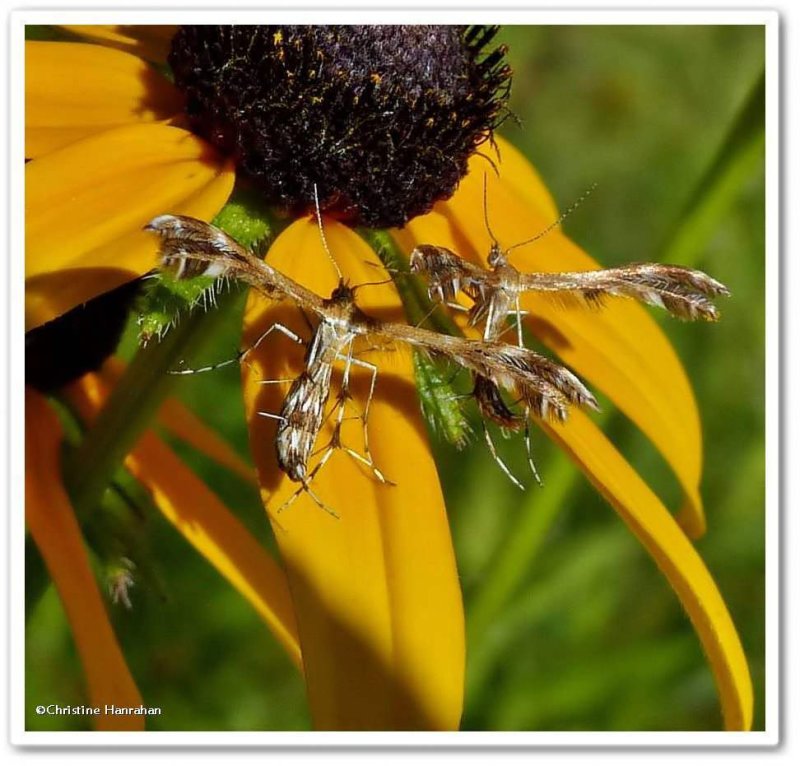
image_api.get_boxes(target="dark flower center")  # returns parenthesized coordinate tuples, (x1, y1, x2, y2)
(169, 25, 511, 228)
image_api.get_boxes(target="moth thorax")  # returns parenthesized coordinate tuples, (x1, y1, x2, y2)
(487, 242, 507, 268)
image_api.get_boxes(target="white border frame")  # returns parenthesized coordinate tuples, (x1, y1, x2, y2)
(6, 5, 780, 749)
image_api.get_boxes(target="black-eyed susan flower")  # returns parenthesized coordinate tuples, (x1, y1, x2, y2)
(25, 24, 752, 732)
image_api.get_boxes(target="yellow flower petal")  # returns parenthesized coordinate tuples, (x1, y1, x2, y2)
(60, 25, 178, 64)
(544, 411, 752, 730)
(401, 161, 706, 538)
(241, 218, 464, 730)
(491, 134, 560, 222)
(25, 124, 235, 329)
(65, 369, 302, 670)
(26, 41, 184, 158)
(26, 389, 144, 731)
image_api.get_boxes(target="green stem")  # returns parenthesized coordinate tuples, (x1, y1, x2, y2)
(64, 187, 282, 520)
(359, 228, 473, 447)
(26, 290, 241, 617)
(357, 228, 462, 336)
(466, 454, 573, 641)
(63, 289, 241, 519)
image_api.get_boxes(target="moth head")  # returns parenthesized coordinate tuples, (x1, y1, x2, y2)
(487, 241, 507, 268)
(329, 280, 356, 304)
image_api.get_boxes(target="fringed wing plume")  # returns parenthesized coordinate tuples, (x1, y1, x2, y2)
(409, 245, 487, 303)
(145, 214, 259, 283)
(481, 342, 599, 421)
(145, 215, 325, 312)
(384, 323, 598, 422)
(520, 263, 730, 321)
(455, 344, 571, 422)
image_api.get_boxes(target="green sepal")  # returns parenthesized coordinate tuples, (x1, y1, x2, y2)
(135, 274, 219, 345)
(211, 186, 278, 250)
(413, 351, 473, 450)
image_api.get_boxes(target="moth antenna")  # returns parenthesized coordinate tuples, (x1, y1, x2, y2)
(505, 182, 599, 257)
(483, 173, 501, 248)
(313, 183, 343, 282)
(413, 302, 439, 329)
(363, 260, 407, 278)
(488, 131, 501, 162)
(351, 278, 396, 292)
(474, 149, 500, 177)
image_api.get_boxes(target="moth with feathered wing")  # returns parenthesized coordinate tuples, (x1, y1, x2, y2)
(146, 214, 600, 515)
(409, 221, 730, 487)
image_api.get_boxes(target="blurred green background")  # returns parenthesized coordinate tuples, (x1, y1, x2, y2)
(26, 25, 766, 731)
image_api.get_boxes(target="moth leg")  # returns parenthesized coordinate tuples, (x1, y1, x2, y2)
(303, 485, 339, 519)
(275, 482, 339, 520)
(523, 415, 543, 487)
(242, 322, 305, 362)
(495, 323, 521, 344)
(333, 346, 394, 486)
(489, 300, 529, 345)
(275, 451, 340, 519)
(256, 411, 287, 422)
(482, 421, 525, 491)
(274, 377, 358, 518)
(514, 295, 525, 348)
(169, 322, 305, 375)
(257, 378, 299, 386)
